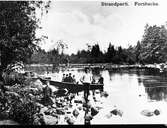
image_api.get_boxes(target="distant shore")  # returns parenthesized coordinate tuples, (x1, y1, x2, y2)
(25, 63, 164, 72)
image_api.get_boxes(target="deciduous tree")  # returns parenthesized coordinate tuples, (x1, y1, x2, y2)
(0, 1, 50, 69)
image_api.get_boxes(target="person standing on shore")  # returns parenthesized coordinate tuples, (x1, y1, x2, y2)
(80, 68, 92, 98)
(43, 81, 53, 106)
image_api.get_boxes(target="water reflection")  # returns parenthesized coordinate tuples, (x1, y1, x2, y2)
(108, 71, 114, 81)
(145, 87, 167, 101)
(142, 75, 167, 101)
(107, 69, 167, 102)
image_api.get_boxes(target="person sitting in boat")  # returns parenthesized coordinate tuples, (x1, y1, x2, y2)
(91, 76, 96, 84)
(68, 73, 73, 82)
(62, 74, 66, 82)
(80, 68, 92, 98)
(72, 75, 77, 83)
(98, 74, 104, 84)
(64, 74, 69, 82)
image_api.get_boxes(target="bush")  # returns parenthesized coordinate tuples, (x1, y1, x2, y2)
(9, 99, 40, 125)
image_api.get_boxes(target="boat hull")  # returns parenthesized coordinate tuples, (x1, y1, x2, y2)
(39, 78, 104, 93)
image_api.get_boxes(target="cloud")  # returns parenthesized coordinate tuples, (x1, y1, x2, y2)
(38, 9, 128, 53)
(37, 1, 167, 54)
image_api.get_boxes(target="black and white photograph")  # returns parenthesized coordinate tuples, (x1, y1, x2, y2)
(1, 0, 167, 125)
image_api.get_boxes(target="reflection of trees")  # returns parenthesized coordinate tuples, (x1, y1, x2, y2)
(143, 77, 167, 101)
(160, 71, 167, 77)
(136, 70, 143, 86)
(108, 70, 114, 80)
(142, 68, 160, 76)
(137, 77, 143, 86)
(145, 87, 167, 101)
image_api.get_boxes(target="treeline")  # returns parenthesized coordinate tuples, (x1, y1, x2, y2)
(28, 43, 135, 65)
(29, 23, 167, 65)
(70, 24, 167, 64)
(27, 48, 69, 65)
(70, 43, 136, 64)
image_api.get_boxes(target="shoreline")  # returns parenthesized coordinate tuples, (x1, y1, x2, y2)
(25, 63, 165, 72)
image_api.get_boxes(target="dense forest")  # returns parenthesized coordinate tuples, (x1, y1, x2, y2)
(29, 24, 167, 65)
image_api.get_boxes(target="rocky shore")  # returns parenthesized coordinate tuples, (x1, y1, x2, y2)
(0, 71, 107, 125)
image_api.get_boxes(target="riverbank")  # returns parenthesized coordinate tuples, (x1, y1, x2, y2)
(0, 75, 107, 125)
(25, 63, 166, 72)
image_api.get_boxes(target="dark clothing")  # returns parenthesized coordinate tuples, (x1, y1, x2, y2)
(83, 82, 90, 99)
(91, 78, 96, 84)
(64, 77, 68, 82)
(43, 86, 52, 97)
(98, 77, 104, 84)
(64, 76, 74, 83)
(43, 86, 53, 106)
(68, 76, 73, 82)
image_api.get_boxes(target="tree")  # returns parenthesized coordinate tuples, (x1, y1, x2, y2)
(0, 1, 50, 69)
(56, 40, 68, 55)
(29, 48, 48, 64)
(90, 44, 104, 63)
(105, 43, 116, 63)
(115, 46, 124, 63)
(125, 45, 136, 64)
(135, 41, 141, 63)
(139, 24, 167, 63)
(91, 44, 101, 58)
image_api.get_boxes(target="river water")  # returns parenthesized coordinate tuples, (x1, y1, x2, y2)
(38, 67, 167, 125)
(1, 67, 167, 125)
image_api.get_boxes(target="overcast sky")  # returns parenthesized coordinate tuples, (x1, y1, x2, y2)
(36, 0, 167, 54)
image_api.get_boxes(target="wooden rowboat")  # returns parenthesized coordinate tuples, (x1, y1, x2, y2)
(39, 77, 104, 93)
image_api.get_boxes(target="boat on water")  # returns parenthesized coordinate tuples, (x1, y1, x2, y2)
(39, 77, 104, 93)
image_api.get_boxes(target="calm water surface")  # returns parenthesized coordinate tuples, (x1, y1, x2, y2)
(37, 68, 167, 124)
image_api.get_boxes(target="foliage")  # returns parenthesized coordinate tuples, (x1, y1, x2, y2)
(29, 43, 137, 64)
(29, 47, 69, 65)
(139, 24, 167, 64)
(9, 100, 39, 125)
(135, 41, 142, 63)
(105, 43, 116, 63)
(3, 80, 43, 125)
(0, 1, 50, 69)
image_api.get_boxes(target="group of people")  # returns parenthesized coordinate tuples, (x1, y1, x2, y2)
(62, 73, 76, 83)
(61, 71, 104, 85)
(61, 70, 104, 85)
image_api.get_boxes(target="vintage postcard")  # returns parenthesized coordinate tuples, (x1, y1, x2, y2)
(0, 0, 167, 125)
